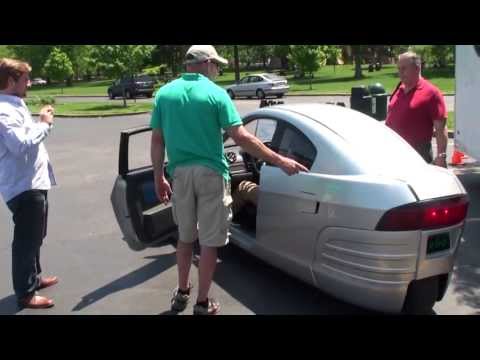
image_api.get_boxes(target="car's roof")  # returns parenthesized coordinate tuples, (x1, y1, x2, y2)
(270, 103, 373, 137)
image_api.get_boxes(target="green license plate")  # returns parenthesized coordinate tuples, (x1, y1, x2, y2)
(427, 233, 451, 255)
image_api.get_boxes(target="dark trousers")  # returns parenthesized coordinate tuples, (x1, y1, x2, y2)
(6, 190, 48, 300)
(414, 142, 433, 164)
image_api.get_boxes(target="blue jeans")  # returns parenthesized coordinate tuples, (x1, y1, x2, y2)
(6, 190, 48, 300)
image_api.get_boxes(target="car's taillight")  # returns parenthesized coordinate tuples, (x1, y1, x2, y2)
(376, 195, 469, 231)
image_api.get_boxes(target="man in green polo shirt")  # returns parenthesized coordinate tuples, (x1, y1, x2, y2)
(151, 45, 307, 315)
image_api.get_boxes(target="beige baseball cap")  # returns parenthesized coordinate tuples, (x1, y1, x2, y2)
(184, 45, 228, 65)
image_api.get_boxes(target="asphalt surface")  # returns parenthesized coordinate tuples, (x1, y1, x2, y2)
(0, 96, 476, 315)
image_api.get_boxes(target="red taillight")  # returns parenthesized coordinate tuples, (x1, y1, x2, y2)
(376, 195, 469, 231)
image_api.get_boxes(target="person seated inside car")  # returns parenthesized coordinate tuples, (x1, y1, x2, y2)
(231, 149, 310, 228)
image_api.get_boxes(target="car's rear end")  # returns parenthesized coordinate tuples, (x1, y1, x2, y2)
(277, 104, 469, 313)
(133, 75, 155, 97)
(262, 74, 289, 97)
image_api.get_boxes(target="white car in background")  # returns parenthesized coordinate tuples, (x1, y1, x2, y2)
(31, 78, 47, 86)
(225, 73, 289, 99)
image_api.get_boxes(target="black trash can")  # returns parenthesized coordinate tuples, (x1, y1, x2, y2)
(368, 83, 388, 121)
(350, 86, 372, 116)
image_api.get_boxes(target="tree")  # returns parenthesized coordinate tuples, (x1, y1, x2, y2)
(322, 45, 342, 72)
(352, 45, 365, 80)
(289, 45, 326, 89)
(92, 45, 155, 106)
(0, 45, 12, 58)
(151, 45, 189, 78)
(273, 45, 291, 69)
(43, 48, 74, 94)
(7, 45, 54, 78)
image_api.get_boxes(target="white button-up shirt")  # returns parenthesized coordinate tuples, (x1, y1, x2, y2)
(0, 94, 56, 203)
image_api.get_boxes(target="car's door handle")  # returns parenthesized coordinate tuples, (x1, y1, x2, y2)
(299, 191, 320, 214)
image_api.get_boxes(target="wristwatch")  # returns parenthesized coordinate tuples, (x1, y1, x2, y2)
(437, 152, 447, 159)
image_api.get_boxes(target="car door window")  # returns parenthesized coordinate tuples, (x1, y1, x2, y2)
(224, 118, 278, 148)
(240, 77, 249, 84)
(276, 125, 317, 170)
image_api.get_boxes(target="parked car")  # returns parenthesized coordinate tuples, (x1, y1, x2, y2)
(225, 73, 289, 99)
(31, 78, 47, 86)
(107, 75, 156, 99)
(110, 104, 469, 314)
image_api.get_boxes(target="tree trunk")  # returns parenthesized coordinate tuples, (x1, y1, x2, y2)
(234, 45, 240, 83)
(122, 88, 127, 108)
(353, 46, 363, 79)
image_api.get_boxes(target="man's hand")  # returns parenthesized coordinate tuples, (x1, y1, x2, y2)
(434, 156, 448, 168)
(278, 156, 309, 175)
(155, 175, 172, 205)
(39, 105, 54, 125)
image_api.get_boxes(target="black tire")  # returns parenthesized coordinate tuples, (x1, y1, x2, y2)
(146, 92, 153, 98)
(108, 90, 114, 100)
(227, 89, 235, 99)
(402, 276, 439, 314)
(256, 89, 265, 99)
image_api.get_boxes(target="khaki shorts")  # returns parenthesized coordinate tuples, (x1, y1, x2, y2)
(171, 165, 232, 248)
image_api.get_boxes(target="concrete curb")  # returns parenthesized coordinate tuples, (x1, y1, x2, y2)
(31, 111, 151, 118)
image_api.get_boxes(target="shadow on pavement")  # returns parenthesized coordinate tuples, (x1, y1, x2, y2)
(213, 244, 375, 315)
(451, 169, 480, 310)
(72, 251, 176, 312)
(0, 294, 21, 315)
(168, 240, 374, 315)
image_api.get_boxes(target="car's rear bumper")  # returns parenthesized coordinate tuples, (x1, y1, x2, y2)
(312, 224, 464, 313)
(135, 88, 154, 94)
(265, 86, 289, 96)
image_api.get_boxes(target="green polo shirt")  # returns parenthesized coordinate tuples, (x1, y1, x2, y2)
(150, 73, 242, 181)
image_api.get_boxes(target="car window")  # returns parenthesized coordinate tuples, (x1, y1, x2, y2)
(224, 118, 278, 147)
(276, 125, 317, 170)
(240, 77, 249, 84)
(263, 74, 284, 81)
(136, 75, 154, 82)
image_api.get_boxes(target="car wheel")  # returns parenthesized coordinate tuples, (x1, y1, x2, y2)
(227, 89, 235, 99)
(402, 276, 439, 314)
(146, 92, 153, 98)
(256, 89, 265, 99)
(108, 90, 114, 100)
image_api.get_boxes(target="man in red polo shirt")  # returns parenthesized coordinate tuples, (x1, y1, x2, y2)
(386, 51, 448, 167)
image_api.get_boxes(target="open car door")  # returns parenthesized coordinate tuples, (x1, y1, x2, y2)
(111, 125, 177, 251)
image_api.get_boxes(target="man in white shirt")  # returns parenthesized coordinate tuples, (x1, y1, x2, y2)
(0, 58, 58, 309)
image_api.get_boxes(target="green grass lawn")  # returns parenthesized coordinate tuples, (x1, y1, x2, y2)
(26, 64, 454, 97)
(29, 101, 152, 116)
(448, 111, 455, 130)
(28, 79, 113, 97)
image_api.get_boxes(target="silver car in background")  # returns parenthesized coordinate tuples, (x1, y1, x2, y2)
(225, 73, 289, 99)
(111, 104, 469, 314)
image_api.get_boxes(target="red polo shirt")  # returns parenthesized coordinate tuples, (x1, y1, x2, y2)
(386, 78, 447, 148)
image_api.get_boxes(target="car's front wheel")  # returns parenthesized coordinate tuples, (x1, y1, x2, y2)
(256, 89, 265, 99)
(108, 90, 114, 100)
(227, 89, 235, 99)
(402, 276, 439, 314)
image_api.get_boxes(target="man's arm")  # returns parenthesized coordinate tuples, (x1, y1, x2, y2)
(226, 125, 308, 175)
(151, 128, 172, 204)
(433, 118, 448, 168)
(0, 105, 54, 155)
